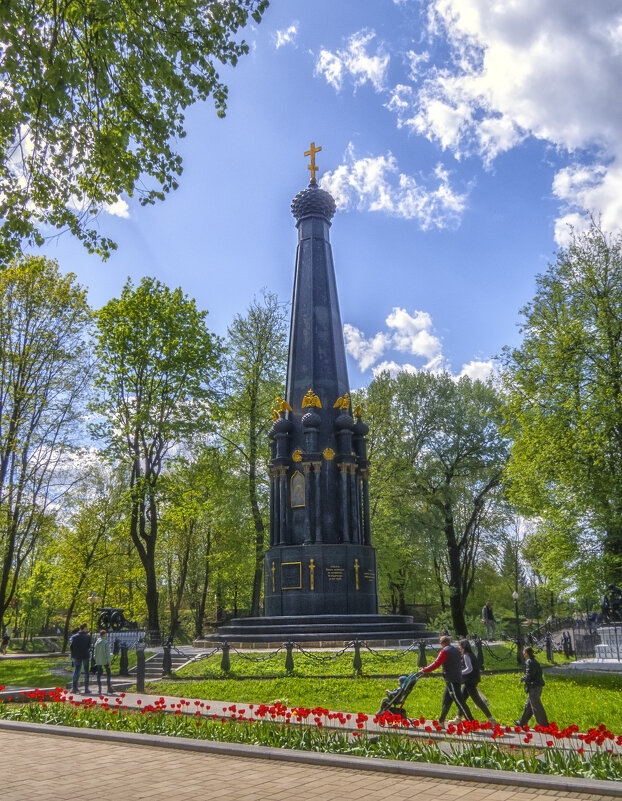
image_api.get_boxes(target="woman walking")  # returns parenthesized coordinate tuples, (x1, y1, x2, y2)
(456, 639, 496, 724)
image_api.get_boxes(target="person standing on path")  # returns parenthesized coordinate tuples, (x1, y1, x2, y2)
(481, 601, 496, 640)
(457, 639, 496, 724)
(94, 629, 114, 695)
(1, 629, 10, 654)
(515, 646, 549, 728)
(70, 623, 91, 694)
(418, 635, 473, 727)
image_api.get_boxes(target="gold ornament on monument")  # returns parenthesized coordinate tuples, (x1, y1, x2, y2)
(292, 449, 303, 462)
(333, 393, 350, 410)
(302, 388, 322, 408)
(275, 396, 292, 413)
(322, 447, 335, 461)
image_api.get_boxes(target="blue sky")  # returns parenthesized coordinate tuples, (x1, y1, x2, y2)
(40, 0, 622, 386)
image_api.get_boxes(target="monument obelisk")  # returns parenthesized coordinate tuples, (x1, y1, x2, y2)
(201, 145, 431, 643)
(264, 142, 378, 616)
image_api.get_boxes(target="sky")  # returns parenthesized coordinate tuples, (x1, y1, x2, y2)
(39, 0, 622, 387)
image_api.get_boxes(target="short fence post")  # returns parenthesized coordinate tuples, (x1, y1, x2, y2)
(162, 642, 172, 676)
(119, 644, 130, 677)
(220, 642, 230, 673)
(284, 641, 294, 673)
(474, 636, 484, 671)
(417, 640, 428, 668)
(136, 645, 145, 694)
(352, 640, 363, 676)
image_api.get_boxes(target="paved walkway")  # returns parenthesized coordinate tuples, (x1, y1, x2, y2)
(0, 729, 612, 801)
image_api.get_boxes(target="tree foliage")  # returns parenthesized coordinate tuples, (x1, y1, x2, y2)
(217, 291, 287, 616)
(365, 371, 510, 635)
(501, 223, 622, 583)
(0, 255, 91, 627)
(92, 276, 221, 633)
(0, 0, 269, 262)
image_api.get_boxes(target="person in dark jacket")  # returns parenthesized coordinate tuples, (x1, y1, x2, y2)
(481, 601, 496, 639)
(456, 639, 496, 724)
(69, 622, 91, 694)
(515, 646, 549, 727)
(418, 635, 473, 726)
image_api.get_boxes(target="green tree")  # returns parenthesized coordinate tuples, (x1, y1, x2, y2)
(356, 379, 438, 616)
(0, 0, 269, 262)
(48, 460, 125, 651)
(0, 255, 91, 629)
(92, 277, 221, 634)
(217, 291, 287, 616)
(159, 456, 212, 640)
(366, 371, 510, 636)
(501, 223, 622, 583)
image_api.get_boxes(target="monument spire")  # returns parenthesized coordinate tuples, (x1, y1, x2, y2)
(263, 147, 377, 617)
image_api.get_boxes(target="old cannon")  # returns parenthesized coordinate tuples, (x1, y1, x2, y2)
(96, 607, 137, 631)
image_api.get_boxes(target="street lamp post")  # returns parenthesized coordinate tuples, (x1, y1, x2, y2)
(86, 592, 100, 635)
(512, 590, 522, 664)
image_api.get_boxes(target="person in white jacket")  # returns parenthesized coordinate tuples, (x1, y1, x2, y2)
(93, 630, 114, 695)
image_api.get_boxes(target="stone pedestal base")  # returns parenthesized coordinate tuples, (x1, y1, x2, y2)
(264, 543, 377, 617)
(595, 625, 622, 659)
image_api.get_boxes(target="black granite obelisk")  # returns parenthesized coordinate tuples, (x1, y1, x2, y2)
(264, 163, 378, 617)
(199, 148, 433, 644)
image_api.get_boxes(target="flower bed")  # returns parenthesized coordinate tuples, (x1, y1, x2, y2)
(0, 687, 621, 781)
(146, 671, 622, 733)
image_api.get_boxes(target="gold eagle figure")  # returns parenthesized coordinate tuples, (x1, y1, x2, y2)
(302, 388, 322, 409)
(333, 393, 350, 411)
(353, 403, 364, 418)
(270, 406, 279, 422)
(276, 396, 292, 413)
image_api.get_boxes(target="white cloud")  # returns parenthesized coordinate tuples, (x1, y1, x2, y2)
(391, 1, 622, 238)
(372, 360, 418, 377)
(343, 323, 391, 371)
(552, 162, 622, 245)
(104, 198, 130, 218)
(315, 30, 390, 92)
(320, 143, 466, 229)
(459, 359, 495, 382)
(345, 306, 445, 374)
(346, 307, 494, 379)
(385, 307, 441, 360)
(274, 23, 299, 49)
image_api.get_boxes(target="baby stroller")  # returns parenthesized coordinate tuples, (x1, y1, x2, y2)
(377, 671, 422, 719)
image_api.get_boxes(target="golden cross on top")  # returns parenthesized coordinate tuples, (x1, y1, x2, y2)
(304, 141, 322, 183)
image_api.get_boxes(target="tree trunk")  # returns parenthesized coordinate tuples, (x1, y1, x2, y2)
(194, 537, 211, 638)
(444, 512, 468, 636)
(62, 597, 78, 653)
(433, 557, 446, 612)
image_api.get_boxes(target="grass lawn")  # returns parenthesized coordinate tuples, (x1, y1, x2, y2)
(0, 657, 70, 688)
(0, 650, 136, 688)
(145, 671, 622, 734)
(176, 644, 573, 680)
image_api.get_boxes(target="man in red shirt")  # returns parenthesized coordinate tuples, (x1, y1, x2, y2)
(420, 635, 473, 726)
